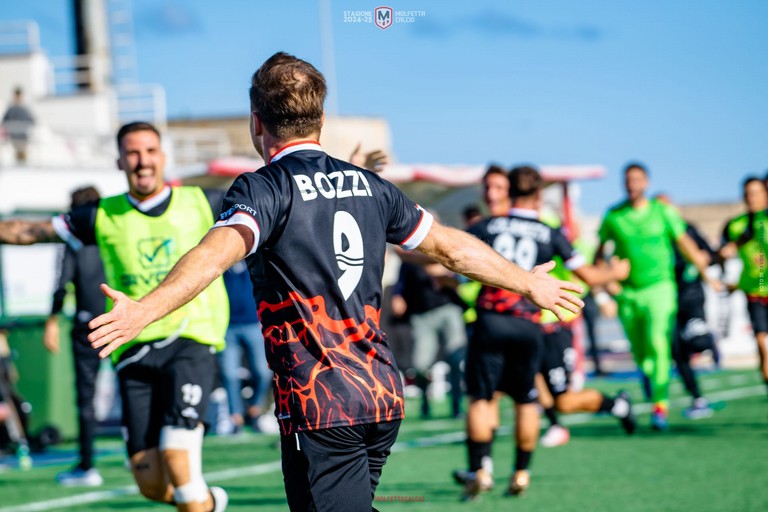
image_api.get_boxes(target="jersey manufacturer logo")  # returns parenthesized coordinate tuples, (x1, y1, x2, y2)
(333, 211, 365, 300)
(220, 203, 258, 221)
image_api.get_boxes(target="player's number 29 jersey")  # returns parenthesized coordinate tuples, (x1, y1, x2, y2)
(469, 209, 584, 319)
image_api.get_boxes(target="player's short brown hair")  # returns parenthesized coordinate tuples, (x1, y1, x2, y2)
(509, 165, 543, 198)
(249, 52, 327, 140)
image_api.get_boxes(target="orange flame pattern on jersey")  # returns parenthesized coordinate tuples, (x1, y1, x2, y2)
(477, 287, 541, 321)
(259, 291, 405, 435)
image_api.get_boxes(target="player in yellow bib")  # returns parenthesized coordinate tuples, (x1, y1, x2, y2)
(0, 122, 229, 512)
(597, 163, 712, 431)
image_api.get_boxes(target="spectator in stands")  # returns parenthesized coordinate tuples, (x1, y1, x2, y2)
(2, 87, 35, 164)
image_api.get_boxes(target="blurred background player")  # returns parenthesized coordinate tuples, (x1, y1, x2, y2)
(218, 260, 271, 433)
(392, 218, 468, 419)
(452, 166, 511, 486)
(597, 162, 712, 431)
(655, 193, 720, 419)
(460, 166, 624, 499)
(503, 166, 638, 449)
(44, 186, 106, 486)
(720, 176, 768, 397)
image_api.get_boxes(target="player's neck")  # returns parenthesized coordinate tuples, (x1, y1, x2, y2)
(511, 199, 538, 212)
(264, 134, 320, 164)
(128, 184, 169, 204)
(629, 196, 649, 209)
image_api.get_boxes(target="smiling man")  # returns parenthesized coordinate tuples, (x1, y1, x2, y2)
(0, 122, 230, 512)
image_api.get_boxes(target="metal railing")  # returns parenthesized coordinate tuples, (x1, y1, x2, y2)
(0, 21, 40, 54)
(115, 83, 167, 128)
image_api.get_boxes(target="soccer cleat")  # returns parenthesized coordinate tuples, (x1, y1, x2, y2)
(56, 467, 104, 487)
(615, 390, 637, 435)
(452, 469, 472, 485)
(651, 405, 669, 431)
(210, 486, 229, 512)
(540, 425, 570, 447)
(506, 470, 530, 496)
(683, 398, 714, 420)
(461, 469, 493, 500)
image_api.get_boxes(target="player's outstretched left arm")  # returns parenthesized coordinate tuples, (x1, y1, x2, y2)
(416, 221, 584, 321)
(88, 225, 251, 358)
(0, 219, 62, 245)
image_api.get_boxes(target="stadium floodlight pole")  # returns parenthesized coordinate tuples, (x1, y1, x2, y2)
(319, 0, 339, 116)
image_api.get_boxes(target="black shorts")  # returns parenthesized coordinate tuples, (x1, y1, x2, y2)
(116, 337, 216, 456)
(677, 295, 707, 325)
(540, 326, 575, 397)
(747, 297, 768, 335)
(281, 420, 401, 512)
(465, 312, 542, 404)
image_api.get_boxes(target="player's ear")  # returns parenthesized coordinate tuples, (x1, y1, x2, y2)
(251, 112, 264, 136)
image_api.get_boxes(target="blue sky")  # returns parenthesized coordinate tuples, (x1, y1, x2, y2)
(2, 0, 767, 214)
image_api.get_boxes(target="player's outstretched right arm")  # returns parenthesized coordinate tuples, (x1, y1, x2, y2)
(88, 224, 250, 359)
(0, 220, 61, 245)
(416, 221, 584, 321)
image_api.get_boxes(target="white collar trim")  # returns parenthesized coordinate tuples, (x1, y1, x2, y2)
(270, 142, 324, 164)
(127, 186, 171, 212)
(509, 207, 539, 219)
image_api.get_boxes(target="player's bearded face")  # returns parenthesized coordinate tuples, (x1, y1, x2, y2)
(117, 130, 167, 199)
(624, 169, 647, 201)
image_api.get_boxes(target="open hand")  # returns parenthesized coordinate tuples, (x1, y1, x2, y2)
(88, 284, 150, 359)
(528, 261, 584, 322)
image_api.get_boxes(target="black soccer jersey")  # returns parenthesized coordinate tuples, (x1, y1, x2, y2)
(213, 142, 433, 435)
(468, 208, 584, 320)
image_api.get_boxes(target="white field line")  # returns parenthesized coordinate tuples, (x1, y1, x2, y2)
(0, 383, 764, 512)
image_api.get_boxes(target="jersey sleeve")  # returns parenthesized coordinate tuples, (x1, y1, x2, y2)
(212, 170, 283, 256)
(51, 202, 98, 250)
(720, 219, 733, 247)
(687, 223, 716, 262)
(660, 202, 687, 240)
(50, 245, 75, 315)
(380, 179, 433, 249)
(597, 213, 613, 244)
(551, 227, 586, 270)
